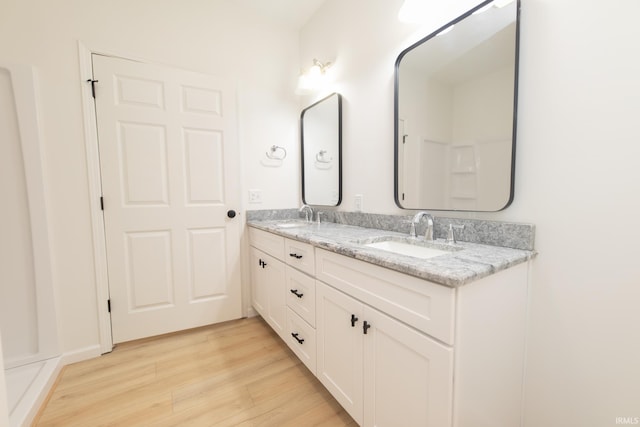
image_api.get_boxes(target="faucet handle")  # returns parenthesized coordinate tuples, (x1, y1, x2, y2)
(401, 220, 416, 238)
(446, 224, 465, 244)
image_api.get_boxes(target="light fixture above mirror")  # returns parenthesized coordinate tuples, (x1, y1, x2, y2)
(296, 59, 332, 94)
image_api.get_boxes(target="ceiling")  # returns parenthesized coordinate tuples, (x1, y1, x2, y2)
(235, 0, 327, 30)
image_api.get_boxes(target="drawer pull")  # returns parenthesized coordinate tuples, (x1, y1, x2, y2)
(289, 253, 303, 259)
(290, 289, 304, 298)
(291, 332, 305, 344)
(351, 314, 359, 327)
(363, 321, 371, 335)
(258, 259, 267, 268)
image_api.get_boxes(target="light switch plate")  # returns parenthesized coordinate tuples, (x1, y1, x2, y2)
(354, 194, 363, 212)
(248, 189, 262, 204)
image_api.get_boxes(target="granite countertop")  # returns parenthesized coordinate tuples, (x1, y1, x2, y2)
(247, 219, 536, 288)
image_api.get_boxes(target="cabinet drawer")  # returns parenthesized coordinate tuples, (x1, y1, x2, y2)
(284, 238, 315, 276)
(285, 308, 316, 375)
(285, 266, 316, 327)
(249, 227, 284, 260)
(315, 248, 456, 345)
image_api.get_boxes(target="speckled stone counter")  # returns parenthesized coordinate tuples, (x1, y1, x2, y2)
(247, 218, 536, 288)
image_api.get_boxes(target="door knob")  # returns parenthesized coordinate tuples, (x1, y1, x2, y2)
(227, 210, 237, 218)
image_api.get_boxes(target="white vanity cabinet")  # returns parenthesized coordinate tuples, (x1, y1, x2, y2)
(249, 227, 530, 427)
(316, 282, 454, 426)
(249, 227, 318, 373)
(315, 247, 529, 427)
(316, 250, 454, 426)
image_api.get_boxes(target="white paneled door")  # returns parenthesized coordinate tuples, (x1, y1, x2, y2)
(92, 55, 242, 343)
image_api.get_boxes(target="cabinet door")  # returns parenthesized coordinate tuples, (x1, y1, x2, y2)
(264, 253, 286, 339)
(250, 247, 267, 316)
(316, 282, 364, 425)
(363, 306, 454, 427)
(250, 247, 286, 338)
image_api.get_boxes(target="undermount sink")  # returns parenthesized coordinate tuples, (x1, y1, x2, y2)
(360, 238, 458, 260)
(274, 221, 312, 229)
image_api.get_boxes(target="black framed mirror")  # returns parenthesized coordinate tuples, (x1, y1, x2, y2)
(301, 93, 342, 206)
(395, 0, 520, 211)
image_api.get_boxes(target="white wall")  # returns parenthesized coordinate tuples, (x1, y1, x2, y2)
(0, 332, 7, 427)
(300, 0, 640, 425)
(0, 0, 301, 354)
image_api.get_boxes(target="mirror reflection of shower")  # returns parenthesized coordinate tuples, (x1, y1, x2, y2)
(395, 0, 520, 211)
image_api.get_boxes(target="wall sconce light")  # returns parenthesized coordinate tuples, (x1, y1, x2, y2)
(296, 58, 332, 95)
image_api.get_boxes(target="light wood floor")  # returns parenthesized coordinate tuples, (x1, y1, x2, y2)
(34, 317, 356, 426)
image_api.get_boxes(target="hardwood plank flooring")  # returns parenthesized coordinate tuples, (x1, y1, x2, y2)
(34, 317, 357, 427)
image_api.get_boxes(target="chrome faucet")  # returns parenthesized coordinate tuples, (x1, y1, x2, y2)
(299, 204, 313, 222)
(411, 211, 434, 241)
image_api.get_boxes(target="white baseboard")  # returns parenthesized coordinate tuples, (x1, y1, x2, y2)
(60, 345, 103, 366)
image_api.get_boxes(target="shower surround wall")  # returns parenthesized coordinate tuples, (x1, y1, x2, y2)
(0, 63, 60, 426)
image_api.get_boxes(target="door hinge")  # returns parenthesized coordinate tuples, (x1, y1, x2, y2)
(100, 196, 104, 210)
(107, 299, 111, 313)
(87, 79, 99, 98)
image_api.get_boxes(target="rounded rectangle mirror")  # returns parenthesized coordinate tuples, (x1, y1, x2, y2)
(301, 92, 342, 206)
(395, 0, 520, 211)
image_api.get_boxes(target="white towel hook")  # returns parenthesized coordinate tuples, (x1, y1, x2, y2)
(315, 149, 332, 163)
(266, 145, 287, 160)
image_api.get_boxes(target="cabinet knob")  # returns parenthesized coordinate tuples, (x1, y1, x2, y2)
(363, 321, 371, 335)
(290, 289, 304, 298)
(227, 209, 237, 218)
(351, 314, 359, 327)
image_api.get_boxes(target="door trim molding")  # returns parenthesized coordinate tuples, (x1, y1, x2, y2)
(78, 41, 113, 353)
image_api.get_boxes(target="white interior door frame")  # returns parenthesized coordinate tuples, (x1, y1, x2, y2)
(78, 41, 114, 354)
